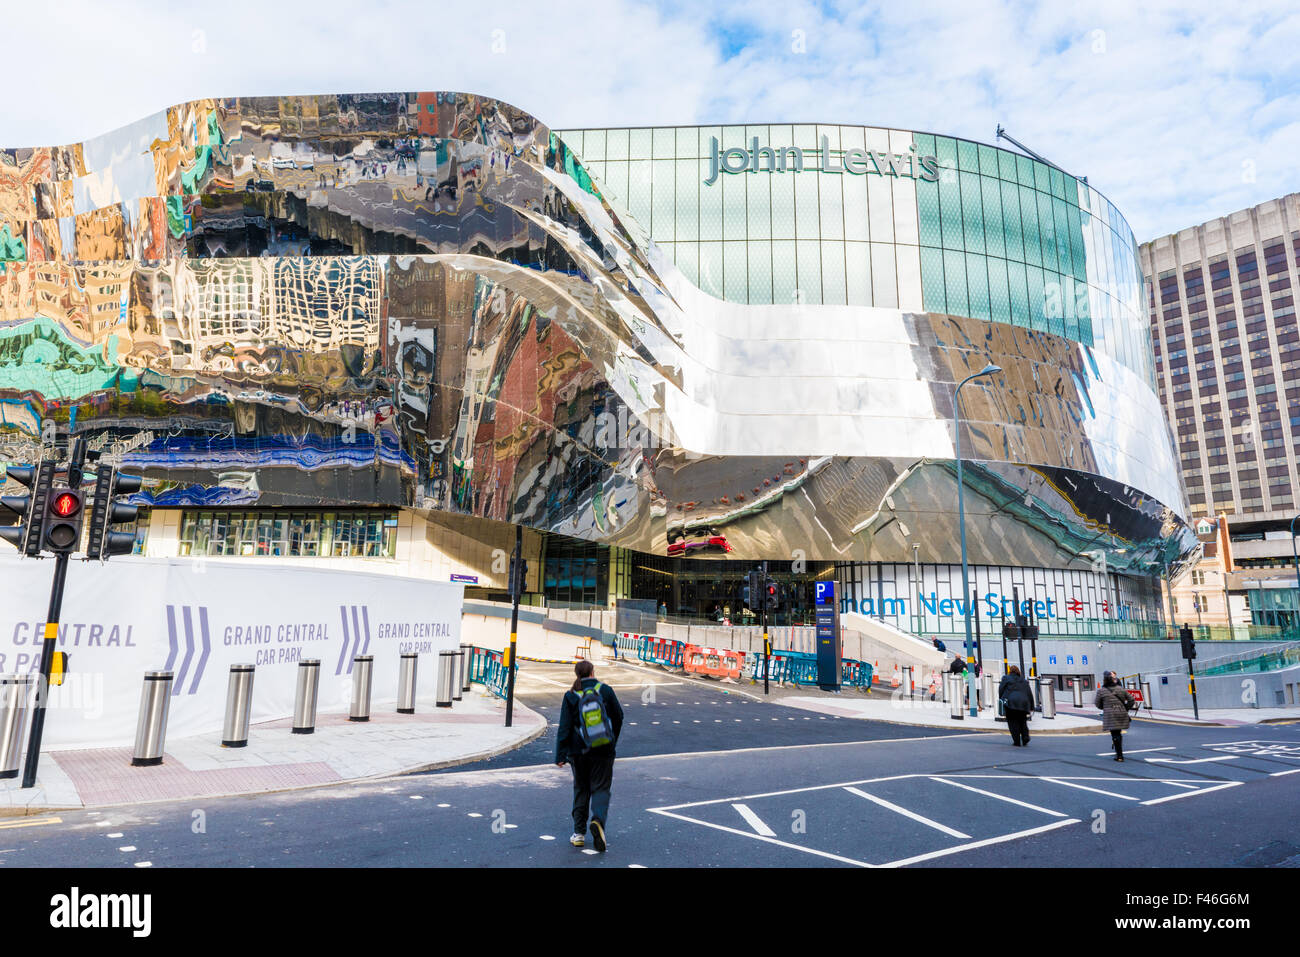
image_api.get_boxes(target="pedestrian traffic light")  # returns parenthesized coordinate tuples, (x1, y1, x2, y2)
(1179, 625, 1196, 660)
(745, 570, 762, 611)
(763, 580, 782, 612)
(85, 465, 143, 561)
(1, 461, 56, 556)
(42, 485, 84, 554)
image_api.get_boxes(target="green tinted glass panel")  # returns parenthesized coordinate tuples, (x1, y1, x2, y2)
(627, 161, 652, 229)
(1066, 204, 1085, 276)
(1020, 186, 1042, 267)
(978, 144, 999, 177)
(1052, 197, 1073, 277)
(653, 127, 675, 158)
(675, 241, 699, 287)
(917, 178, 942, 246)
(1007, 261, 1030, 327)
(920, 245, 946, 313)
(998, 149, 1018, 181)
(965, 252, 991, 322)
(1049, 166, 1066, 200)
(1036, 191, 1058, 272)
(747, 168, 771, 240)
(770, 167, 795, 240)
(1000, 180, 1023, 260)
(987, 256, 1010, 321)
(942, 248, 968, 316)
(939, 175, 964, 249)
(958, 139, 980, 172)
(700, 164, 723, 240)
(980, 177, 1005, 258)
(935, 137, 959, 174)
(1033, 161, 1052, 194)
(1025, 265, 1047, 331)
(722, 171, 746, 236)
(912, 132, 936, 156)
(960, 172, 985, 254)
(652, 162, 675, 239)
(1016, 154, 1035, 186)
(795, 171, 820, 239)
(606, 129, 628, 161)
(675, 159, 698, 241)
(819, 170, 844, 240)
(629, 129, 652, 158)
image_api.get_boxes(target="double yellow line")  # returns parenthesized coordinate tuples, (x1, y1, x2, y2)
(0, 816, 62, 829)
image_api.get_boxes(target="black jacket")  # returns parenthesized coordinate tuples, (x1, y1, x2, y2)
(948, 657, 967, 675)
(998, 673, 1035, 712)
(556, 678, 624, 763)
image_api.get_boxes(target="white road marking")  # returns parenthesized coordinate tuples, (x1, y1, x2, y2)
(539, 835, 555, 840)
(94, 821, 112, 827)
(882, 818, 1081, 868)
(437, 803, 450, 808)
(107, 832, 124, 838)
(843, 786, 970, 838)
(134, 862, 152, 868)
(731, 803, 777, 837)
(1140, 781, 1243, 805)
(1040, 778, 1140, 800)
(1146, 756, 1239, 765)
(409, 795, 424, 799)
(582, 848, 599, 856)
(118, 846, 137, 852)
(929, 777, 1068, 817)
(1096, 746, 1174, 756)
(1270, 768, 1300, 777)
(467, 812, 482, 818)
(648, 808, 873, 868)
(629, 864, 646, 868)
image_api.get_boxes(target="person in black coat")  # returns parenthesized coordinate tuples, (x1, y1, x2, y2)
(1095, 672, 1135, 761)
(555, 659, 624, 851)
(998, 665, 1035, 746)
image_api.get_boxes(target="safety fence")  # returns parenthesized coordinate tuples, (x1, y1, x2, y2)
(617, 632, 873, 688)
(681, 645, 744, 680)
(742, 649, 874, 689)
(468, 646, 510, 700)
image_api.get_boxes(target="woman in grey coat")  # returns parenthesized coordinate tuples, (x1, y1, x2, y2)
(1094, 672, 1135, 761)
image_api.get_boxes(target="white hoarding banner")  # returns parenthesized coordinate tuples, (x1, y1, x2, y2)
(0, 556, 464, 750)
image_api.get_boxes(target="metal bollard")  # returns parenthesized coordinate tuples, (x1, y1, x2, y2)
(350, 655, 373, 722)
(292, 660, 321, 734)
(980, 673, 995, 711)
(1141, 680, 1153, 710)
(940, 668, 949, 703)
(947, 675, 964, 720)
(460, 643, 473, 692)
(901, 665, 913, 700)
(397, 653, 418, 714)
(221, 664, 255, 748)
(452, 649, 463, 702)
(0, 675, 34, 779)
(1038, 677, 1056, 719)
(1071, 678, 1084, 708)
(132, 671, 174, 766)
(436, 650, 456, 708)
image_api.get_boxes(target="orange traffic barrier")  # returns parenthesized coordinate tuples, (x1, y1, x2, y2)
(890, 666, 901, 689)
(682, 644, 744, 679)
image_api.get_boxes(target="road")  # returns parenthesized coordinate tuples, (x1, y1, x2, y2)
(2, 660, 1297, 869)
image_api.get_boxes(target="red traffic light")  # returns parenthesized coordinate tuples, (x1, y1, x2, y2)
(52, 492, 81, 517)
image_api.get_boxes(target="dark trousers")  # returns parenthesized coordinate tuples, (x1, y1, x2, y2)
(570, 747, 616, 833)
(1110, 729, 1124, 758)
(1006, 709, 1030, 745)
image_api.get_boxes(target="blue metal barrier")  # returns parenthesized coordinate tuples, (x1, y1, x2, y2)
(469, 646, 510, 700)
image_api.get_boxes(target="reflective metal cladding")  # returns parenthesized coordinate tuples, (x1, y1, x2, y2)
(0, 92, 1197, 577)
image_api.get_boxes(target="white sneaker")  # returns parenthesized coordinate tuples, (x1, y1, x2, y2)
(569, 832, 585, 847)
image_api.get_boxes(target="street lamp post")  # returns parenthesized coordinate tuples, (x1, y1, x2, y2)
(954, 363, 1001, 717)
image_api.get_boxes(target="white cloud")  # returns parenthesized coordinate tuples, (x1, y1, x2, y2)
(4, 0, 1298, 240)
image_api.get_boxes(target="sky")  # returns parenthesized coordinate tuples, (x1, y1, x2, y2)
(5, 0, 1299, 241)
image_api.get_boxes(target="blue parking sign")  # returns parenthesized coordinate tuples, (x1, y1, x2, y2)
(1066, 655, 1074, 665)
(1049, 654, 1057, 665)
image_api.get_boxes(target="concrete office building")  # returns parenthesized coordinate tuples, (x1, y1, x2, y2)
(1140, 196, 1300, 637)
(0, 92, 1197, 646)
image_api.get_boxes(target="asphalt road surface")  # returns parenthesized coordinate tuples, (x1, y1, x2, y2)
(3, 660, 1297, 869)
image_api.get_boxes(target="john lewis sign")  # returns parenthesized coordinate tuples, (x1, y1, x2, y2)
(704, 135, 940, 186)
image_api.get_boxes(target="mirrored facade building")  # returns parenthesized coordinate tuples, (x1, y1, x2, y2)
(0, 92, 1196, 636)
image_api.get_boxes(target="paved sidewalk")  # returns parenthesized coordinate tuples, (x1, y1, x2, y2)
(0, 690, 544, 815)
(1055, 702, 1299, 726)
(778, 692, 1100, 731)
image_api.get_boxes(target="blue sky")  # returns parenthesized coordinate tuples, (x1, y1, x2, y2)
(6, 0, 1300, 240)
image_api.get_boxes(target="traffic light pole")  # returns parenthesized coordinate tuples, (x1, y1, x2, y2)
(504, 524, 521, 728)
(20, 552, 69, 789)
(761, 560, 770, 696)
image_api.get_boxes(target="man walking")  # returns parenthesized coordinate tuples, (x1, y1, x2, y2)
(556, 660, 624, 852)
